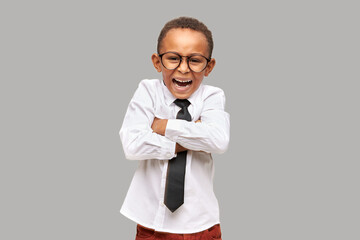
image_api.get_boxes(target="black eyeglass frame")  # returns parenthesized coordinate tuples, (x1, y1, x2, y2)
(158, 51, 211, 73)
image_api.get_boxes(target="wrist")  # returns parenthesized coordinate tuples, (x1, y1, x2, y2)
(161, 119, 168, 136)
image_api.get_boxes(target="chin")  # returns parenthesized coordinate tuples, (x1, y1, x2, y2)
(171, 91, 191, 99)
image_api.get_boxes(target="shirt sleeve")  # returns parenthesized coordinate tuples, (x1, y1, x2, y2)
(165, 88, 230, 154)
(119, 80, 176, 160)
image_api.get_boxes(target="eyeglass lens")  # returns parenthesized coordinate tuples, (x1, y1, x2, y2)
(161, 52, 208, 72)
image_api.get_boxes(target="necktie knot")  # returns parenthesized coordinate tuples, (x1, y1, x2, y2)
(174, 99, 191, 109)
(174, 99, 191, 122)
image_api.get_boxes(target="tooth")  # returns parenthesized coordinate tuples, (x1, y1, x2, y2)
(175, 79, 192, 83)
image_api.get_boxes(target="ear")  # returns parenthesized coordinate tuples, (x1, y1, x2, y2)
(204, 58, 216, 77)
(151, 53, 162, 72)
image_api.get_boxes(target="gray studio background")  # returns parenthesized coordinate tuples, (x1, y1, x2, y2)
(1, 0, 359, 239)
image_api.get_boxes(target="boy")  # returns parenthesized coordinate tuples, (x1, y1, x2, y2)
(120, 17, 230, 240)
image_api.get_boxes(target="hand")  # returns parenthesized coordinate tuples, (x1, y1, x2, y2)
(151, 117, 168, 136)
(175, 143, 187, 153)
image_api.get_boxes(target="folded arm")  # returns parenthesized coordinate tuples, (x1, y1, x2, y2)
(151, 118, 201, 153)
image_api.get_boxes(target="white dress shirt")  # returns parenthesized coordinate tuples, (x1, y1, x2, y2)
(119, 79, 230, 234)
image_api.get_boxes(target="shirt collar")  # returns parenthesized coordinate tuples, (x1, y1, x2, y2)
(162, 80, 177, 106)
(161, 79, 203, 106)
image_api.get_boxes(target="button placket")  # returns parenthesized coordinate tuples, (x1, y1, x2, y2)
(153, 160, 169, 229)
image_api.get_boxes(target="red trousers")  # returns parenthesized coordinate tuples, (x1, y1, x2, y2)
(135, 224, 222, 240)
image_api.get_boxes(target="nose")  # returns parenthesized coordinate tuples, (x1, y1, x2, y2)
(177, 57, 190, 73)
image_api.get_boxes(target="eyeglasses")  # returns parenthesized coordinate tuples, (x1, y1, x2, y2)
(158, 52, 211, 73)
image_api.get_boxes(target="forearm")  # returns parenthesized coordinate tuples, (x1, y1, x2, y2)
(152, 114, 229, 154)
(120, 127, 176, 160)
(165, 112, 230, 154)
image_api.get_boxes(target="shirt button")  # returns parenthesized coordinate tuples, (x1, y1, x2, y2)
(166, 153, 172, 158)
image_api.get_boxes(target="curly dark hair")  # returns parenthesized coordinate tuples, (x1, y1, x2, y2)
(157, 17, 214, 58)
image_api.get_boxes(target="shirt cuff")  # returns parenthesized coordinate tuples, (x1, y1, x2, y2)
(165, 119, 185, 142)
(161, 138, 177, 159)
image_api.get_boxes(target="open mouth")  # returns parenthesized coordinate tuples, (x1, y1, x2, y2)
(172, 78, 192, 88)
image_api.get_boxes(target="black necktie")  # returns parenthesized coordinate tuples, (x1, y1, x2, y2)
(164, 99, 191, 212)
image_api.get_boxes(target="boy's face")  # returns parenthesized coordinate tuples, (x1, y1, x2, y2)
(152, 28, 215, 99)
